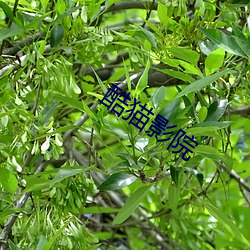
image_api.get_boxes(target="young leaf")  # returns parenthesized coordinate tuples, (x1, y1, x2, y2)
(198, 106, 208, 122)
(98, 172, 137, 191)
(135, 59, 150, 97)
(168, 47, 200, 65)
(0, 2, 14, 21)
(112, 185, 151, 224)
(0, 168, 18, 194)
(205, 49, 225, 75)
(157, 1, 168, 24)
(50, 24, 64, 47)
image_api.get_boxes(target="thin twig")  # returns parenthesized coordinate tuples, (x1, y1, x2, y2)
(141, 0, 156, 28)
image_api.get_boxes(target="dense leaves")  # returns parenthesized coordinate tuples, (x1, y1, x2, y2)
(0, 0, 250, 249)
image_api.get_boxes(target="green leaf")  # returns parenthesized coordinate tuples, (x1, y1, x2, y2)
(53, 5, 83, 24)
(0, 168, 18, 194)
(178, 61, 203, 77)
(80, 206, 120, 214)
(185, 167, 204, 187)
(234, 36, 250, 58)
(93, 70, 108, 94)
(151, 86, 166, 111)
(138, 27, 157, 49)
(168, 182, 180, 210)
(50, 24, 64, 47)
(170, 166, 180, 186)
(112, 185, 151, 224)
(176, 70, 231, 98)
(9, 241, 21, 250)
(51, 166, 86, 186)
(159, 98, 179, 124)
(193, 121, 231, 129)
(98, 172, 137, 191)
(42, 223, 69, 250)
(81, 100, 97, 120)
(0, 209, 23, 223)
(40, 0, 49, 9)
(194, 145, 231, 166)
(36, 235, 48, 250)
(41, 101, 60, 125)
(157, 1, 168, 24)
(168, 47, 200, 65)
(0, 26, 23, 42)
(205, 49, 225, 75)
(0, 1, 14, 21)
(24, 177, 51, 192)
(198, 106, 208, 122)
(53, 92, 85, 112)
(156, 67, 195, 83)
(200, 28, 247, 58)
(186, 126, 222, 136)
(135, 59, 151, 97)
(205, 99, 228, 122)
(203, 201, 250, 248)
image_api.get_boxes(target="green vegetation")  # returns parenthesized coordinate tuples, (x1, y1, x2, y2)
(0, 0, 250, 249)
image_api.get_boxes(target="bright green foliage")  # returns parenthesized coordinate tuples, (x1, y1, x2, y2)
(0, 0, 250, 249)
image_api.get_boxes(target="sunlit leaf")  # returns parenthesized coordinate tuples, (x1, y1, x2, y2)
(205, 49, 225, 75)
(98, 172, 137, 191)
(0, 168, 18, 194)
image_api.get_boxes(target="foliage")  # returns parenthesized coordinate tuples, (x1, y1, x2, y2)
(0, 0, 250, 249)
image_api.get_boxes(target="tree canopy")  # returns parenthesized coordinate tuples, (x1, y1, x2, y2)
(0, 0, 250, 249)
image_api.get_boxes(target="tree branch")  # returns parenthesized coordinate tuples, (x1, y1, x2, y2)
(219, 162, 250, 193)
(2, 32, 46, 56)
